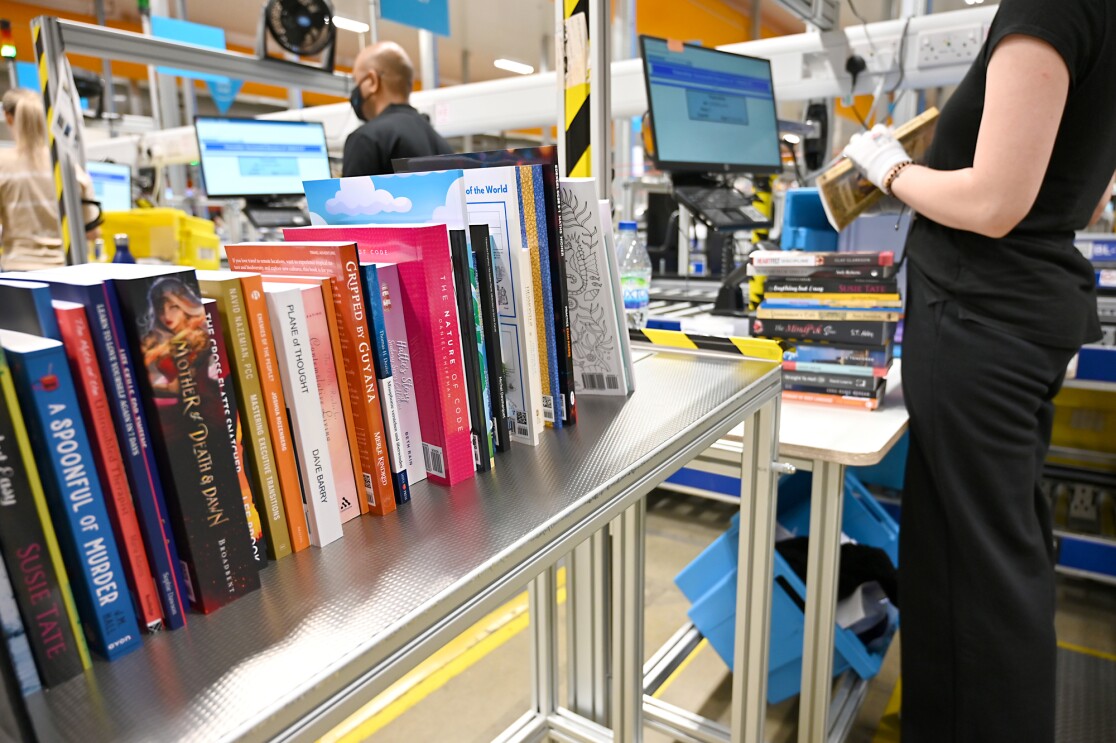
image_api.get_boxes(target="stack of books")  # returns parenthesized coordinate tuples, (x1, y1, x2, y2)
(0, 150, 637, 698)
(748, 250, 900, 410)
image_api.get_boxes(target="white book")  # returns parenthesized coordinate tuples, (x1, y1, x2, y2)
(377, 263, 427, 485)
(263, 283, 344, 548)
(461, 167, 545, 445)
(598, 200, 636, 393)
(559, 178, 632, 396)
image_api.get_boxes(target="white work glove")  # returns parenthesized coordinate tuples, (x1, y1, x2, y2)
(843, 124, 912, 195)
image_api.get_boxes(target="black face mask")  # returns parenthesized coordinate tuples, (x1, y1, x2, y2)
(350, 85, 368, 122)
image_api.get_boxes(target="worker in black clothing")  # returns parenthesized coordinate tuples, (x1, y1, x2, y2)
(343, 41, 453, 177)
(843, 1, 1115, 741)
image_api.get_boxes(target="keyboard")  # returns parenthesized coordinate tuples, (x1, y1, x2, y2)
(674, 186, 772, 231)
(245, 206, 311, 229)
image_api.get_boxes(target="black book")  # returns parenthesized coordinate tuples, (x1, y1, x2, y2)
(785, 379, 888, 401)
(781, 370, 884, 393)
(470, 224, 511, 454)
(765, 277, 899, 295)
(450, 229, 495, 472)
(752, 318, 896, 347)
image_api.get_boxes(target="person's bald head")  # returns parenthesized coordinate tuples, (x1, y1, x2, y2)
(352, 41, 414, 119)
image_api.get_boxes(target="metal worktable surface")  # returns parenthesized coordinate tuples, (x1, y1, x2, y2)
(28, 351, 780, 742)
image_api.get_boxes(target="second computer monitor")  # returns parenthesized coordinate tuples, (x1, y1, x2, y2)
(86, 160, 133, 212)
(195, 117, 332, 200)
(640, 36, 782, 175)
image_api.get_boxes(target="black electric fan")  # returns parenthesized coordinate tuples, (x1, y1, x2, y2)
(256, 0, 337, 73)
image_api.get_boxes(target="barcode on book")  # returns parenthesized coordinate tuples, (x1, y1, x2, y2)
(180, 560, 195, 603)
(423, 442, 446, 478)
(581, 373, 620, 391)
(471, 433, 481, 468)
(515, 411, 528, 438)
(542, 395, 555, 422)
(363, 473, 375, 507)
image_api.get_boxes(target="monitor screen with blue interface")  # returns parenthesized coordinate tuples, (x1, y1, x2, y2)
(640, 37, 782, 174)
(195, 117, 332, 198)
(87, 161, 132, 212)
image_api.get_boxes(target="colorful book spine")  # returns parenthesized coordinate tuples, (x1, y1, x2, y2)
(0, 553, 41, 696)
(104, 267, 260, 614)
(518, 166, 562, 427)
(1, 271, 188, 629)
(781, 342, 893, 367)
(763, 278, 899, 295)
(540, 160, 578, 426)
(359, 264, 411, 503)
(263, 284, 345, 548)
(53, 301, 164, 632)
(0, 280, 62, 340)
(781, 361, 891, 378)
(751, 250, 894, 268)
(203, 300, 269, 568)
(756, 306, 903, 323)
(227, 243, 397, 513)
(0, 348, 89, 685)
(759, 297, 903, 309)
(752, 318, 896, 347)
(782, 389, 883, 410)
(197, 272, 292, 560)
(781, 370, 884, 392)
(237, 273, 310, 552)
(747, 264, 898, 279)
(378, 264, 426, 487)
(764, 292, 901, 303)
(470, 227, 511, 453)
(1, 330, 141, 660)
(450, 232, 494, 472)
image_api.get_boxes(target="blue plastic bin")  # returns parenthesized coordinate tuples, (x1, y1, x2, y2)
(780, 188, 839, 252)
(674, 472, 899, 703)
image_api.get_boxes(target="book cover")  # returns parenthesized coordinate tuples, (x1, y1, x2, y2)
(236, 273, 310, 552)
(749, 251, 895, 268)
(196, 271, 292, 560)
(359, 263, 411, 503)
(226, 243, 396, 514)
(0, 280, 61, 340)
(470, 225, 511, 453)
(0, 270, 188, 630)
(377, 264, 426, 486)
(0, 554, 40, 696)
(781, 370, 884, 393)
(392, 146, 578, 426)
(818, 107, 939, 231)
(756, 305, 903, 323)
(752, 318, 895, 347)
(278, 226, 476, 484)
(87, 264, 260, 614)
(1, 330, 142, 659)
(597, 199, 637, 393)
(782, 361, 891, 378)
(265, 280, 361, 523)
(518, 166, 562, 427)
(0, 349, 89, 685)
(450, 231, 494, 472)
(782, 389, 883, 411)
(202, 300, 269, 568)
(263, 284, 345, 548)
(763, 278, 899, 296)
(53, 301, 164, 632)
(782, 342, 894, 368)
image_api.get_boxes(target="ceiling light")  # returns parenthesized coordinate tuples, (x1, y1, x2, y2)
(494, 58, 534, 75)
(332, 16, 370, 33)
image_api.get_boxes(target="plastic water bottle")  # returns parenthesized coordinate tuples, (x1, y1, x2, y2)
(617, 221, 652, 330)
(112, 233, 135, 264)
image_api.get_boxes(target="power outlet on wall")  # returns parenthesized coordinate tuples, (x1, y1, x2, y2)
(916, 25, 985, 69)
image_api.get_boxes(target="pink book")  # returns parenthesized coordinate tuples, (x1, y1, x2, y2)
(283, 224, 472, 486)
(269, 280, 361, 522)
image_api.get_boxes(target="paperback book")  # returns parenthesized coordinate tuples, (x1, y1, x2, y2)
(750, 251, 894, 269)
(450, 232, 495, 472)
(377, 264, 427, 486)
(469, 225, 511, 453)
(0, 280, 61, 340)
(752, 318, 895, 347)
(782, 342, 894, 368)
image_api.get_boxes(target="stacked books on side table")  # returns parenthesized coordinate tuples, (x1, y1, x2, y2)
(748, 250, 900, 410)
(1072, 235, 1116, 381)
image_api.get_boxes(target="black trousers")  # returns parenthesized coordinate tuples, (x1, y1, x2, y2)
(900, 271, 1075, 743)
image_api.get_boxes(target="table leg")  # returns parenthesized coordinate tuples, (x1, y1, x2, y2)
(731, 397, 781, 743)
(529, 566, 559, 716)
(611, 500, 646, 742)
(797, 461, 846, 743)
(567, 532, 611, 724)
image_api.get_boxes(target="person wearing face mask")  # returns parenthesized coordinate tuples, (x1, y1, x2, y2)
(342, 40, 453, 177)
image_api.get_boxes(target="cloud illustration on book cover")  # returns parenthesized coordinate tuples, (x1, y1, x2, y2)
(323, 178, 412, 217)
(305, 170, 466, 228)
(560, 189, 615, 375)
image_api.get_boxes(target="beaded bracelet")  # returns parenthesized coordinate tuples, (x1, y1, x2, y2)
(882, 160, 914, 196)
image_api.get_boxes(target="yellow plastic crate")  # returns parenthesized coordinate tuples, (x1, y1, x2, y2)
(99, 208, 219, 269)
(1050, 386, 1116, 472)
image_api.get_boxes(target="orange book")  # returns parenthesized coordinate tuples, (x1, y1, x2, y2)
(227, 243, 395, 516)
(237, 272, 311, 551)
(781, 390, 881, 411)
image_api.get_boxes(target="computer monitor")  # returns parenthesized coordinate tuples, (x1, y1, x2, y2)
(640, 36, 782, 174)
(194, 117, 331, 200)
(86, 161, 133, 212)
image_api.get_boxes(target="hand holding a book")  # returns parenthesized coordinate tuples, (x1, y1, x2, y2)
(843, 125, 913, 196)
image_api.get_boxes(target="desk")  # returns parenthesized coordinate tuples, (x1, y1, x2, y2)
(651, 363, 909, 743)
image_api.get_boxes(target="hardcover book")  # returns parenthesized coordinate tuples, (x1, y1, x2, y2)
(756, 305, 903, 323)
(226, 243, 396, 514)
(781, 342, 894, 368)
(469, 225, 511, 453)
(782, 361, 891, 378)
(263, 284, 345, 548)
(746, 263, 898, 280)
(81, 264, 260, 614)
(0, 348, 89, 685)
(752, 318, 896, 347)
(749, 251, 895, 268)
(0, 270, 187, 629)
(450, 232, 494, 472)
(0, 280, 61, 340)
(1, 330, 142, 659)
(763, 278, 899, 296)
(758, 297, 903, 309)
(377, 264, 426, 486)
(197, 271, 292, 560)
(782, 382, 887, 411)
(781, 370, 884, 393)
(54, 301, 164, 632)
(202, 300, 269, 567)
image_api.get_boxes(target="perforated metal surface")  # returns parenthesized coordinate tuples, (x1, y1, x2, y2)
(1056, 647, 1116, 743)
(31, 352, 778, 742)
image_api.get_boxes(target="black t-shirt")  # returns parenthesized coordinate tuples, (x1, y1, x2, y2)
(906, 0, 1114, 349)
(342, 103, 454, 177)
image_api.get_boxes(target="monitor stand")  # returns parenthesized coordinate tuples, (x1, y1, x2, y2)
(669, 172, 772, 234)
(242, 199, 312, 231)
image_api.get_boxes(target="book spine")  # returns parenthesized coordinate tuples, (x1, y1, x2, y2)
(781, 390, 881, 410)
(784, 384, 883, 400)
(764, 292, 901, 303)
(199, 280, 291, 560)
(757, 307, 903, 322)
(750, 265, 897, 280)
(781, 371, 881, 392)
(265, 290, 344, 548)
(64, 283, 187, 629)
(360, 264, 411, 503)
(0, 359, 88, 685)
(0, 553, 41, 696)
(379, 265, 426, 486)
(518, 167, 562, 428)
(110, 274, 260, 615)
(782, 361, 889, 378)
(764, 279, 898, 295)
(467, 247, 497, 467)
(782, 343, 893, 367)
(54, 304, 164, 632)
(752, 319, 894, 347)
(752, 251, 893, 268)
(238, 275, 309, 552)
(545, 161, 577, 425)
(6, 345, 141, 660)
(760, 297, 903, 309)
(203, 302, 269, 569)
(821, 252, 895, 267)
(472, 230, 511, 453)
(451, 232, 493, 472)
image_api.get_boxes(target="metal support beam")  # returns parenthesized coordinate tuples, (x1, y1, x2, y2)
(610, 501, 645, 742)
(567, 534, 610, 724)
(419, 29, 438, 91)
(93, 0, 116, 123)
(529, 567, 559, 717)
(587, 0, 611, 201)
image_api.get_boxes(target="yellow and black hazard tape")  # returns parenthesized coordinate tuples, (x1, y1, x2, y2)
(563, 0, 591, 177)
(33, 24, 69, 259)
(630, 328, 786, 362)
